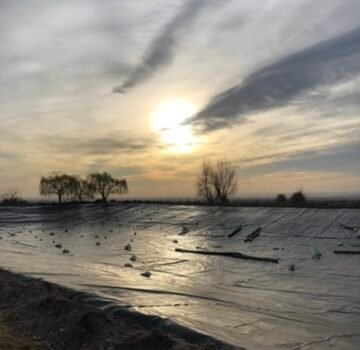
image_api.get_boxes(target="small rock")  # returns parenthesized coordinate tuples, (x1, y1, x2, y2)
(141, 271, 151, 278)
(96, 242, 101, 246)
(124, 263, 133, 268)
(124, 243, 132, 251)
(55, 243, 62, 249)
(62, 249, 70, 254)
(312, 248, 322, 260)
(95, 235, 99, 239)
(173, 239, 178, 244)
(130, 255, 137, 262)
(104, 236, 107, 239)
(289, 264, 295, 271)
(273, 247, 280, 251)
(180, 226, 189, 235)
(49, 232, 54, 236)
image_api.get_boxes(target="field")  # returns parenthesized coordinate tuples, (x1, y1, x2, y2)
(0, 203, 359, 349)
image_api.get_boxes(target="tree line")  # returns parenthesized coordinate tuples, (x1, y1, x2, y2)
(40, 172, 128, 203)
(196, 159, 307, 205)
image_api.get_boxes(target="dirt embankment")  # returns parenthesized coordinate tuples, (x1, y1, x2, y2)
(0, 269, 219, 350)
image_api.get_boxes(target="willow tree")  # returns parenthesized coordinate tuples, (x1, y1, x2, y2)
(87, 172, 128, 202)
(68, 176, 94, 202)
(40, 173, 73, 204)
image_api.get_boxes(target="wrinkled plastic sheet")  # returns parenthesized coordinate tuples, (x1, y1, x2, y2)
(0, 204, 359, 349)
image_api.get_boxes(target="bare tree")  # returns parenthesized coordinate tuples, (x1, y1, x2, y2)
(1, 188, 25, 205)
(196, 161, 215, 203)
(40, 173, 74, 204)
(87, 172, 128, 202)
(1, 188, 19, 202)
(68, 176, 94, 202)
(196, 159, 237, 204)
(212, 160, 237, 204)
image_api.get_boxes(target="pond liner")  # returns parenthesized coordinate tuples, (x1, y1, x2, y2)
(175, 248, 279, 263)
(244, 227, 261, 243)
(72, 292, 241, 349)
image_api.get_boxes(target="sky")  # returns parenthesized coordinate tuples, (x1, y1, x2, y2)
(0, 0, 359, 199)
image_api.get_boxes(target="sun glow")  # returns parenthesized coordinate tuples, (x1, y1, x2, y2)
(151, 99, 200, 153)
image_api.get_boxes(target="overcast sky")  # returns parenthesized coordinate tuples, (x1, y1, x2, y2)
(1, 0, 359, 198)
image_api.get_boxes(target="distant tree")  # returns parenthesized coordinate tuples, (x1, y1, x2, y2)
(68, 176, 94, 202)
(87, 172, 128, 202)
(196, 159, 237, 204)
(212, 160, 237, 204)
(196, 161, 215, 203)
(1, 188, 19, 202)
(290, 190, 307, 204)
(1, 188, 25, 205)
(275, 193, 287, 204)
(40, 173, 74, 204)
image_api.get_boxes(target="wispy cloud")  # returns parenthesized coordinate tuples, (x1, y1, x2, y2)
(241, 141, 360, 177)
(112, 0, 209, 93)
(189, 26, 360, 132)
(38, 134, 157, 156)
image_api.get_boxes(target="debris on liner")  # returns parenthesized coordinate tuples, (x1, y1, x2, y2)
(175, 248, 279, 263)
(228, 225, 242, 238)
(333, 250, 360, 255)
(244, 227, 261, 242)
(312, 247, 322, 260)
(124, 243, 132, 251)
(141, 271, 152, 278)
(289, 264, 295, 271)
(179, 226, 189, 235)
(340, 223, 359, 233)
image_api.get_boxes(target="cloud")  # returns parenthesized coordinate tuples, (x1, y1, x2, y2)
(189, 26, 360, 132)
(39, 134, 157, 156)
(112, 0, 209, 93)
(0, 151, 19, 161)
(241, 141, 360, 177)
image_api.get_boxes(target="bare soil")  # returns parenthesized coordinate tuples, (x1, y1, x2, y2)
(0, 269, 218, 350)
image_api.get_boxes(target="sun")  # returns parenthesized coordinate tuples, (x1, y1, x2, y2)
(151, 99, 199, 153)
